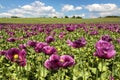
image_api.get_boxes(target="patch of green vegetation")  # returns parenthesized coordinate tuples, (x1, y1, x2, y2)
(0, 18, 120, 24)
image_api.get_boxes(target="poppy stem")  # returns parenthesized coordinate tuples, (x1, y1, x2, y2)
(82, 60, 86, 80)
(100, 59, 105, 80)
(96, 58, 98, 80)
(96, 68, 98, 80)
(112, 57, 115, 77)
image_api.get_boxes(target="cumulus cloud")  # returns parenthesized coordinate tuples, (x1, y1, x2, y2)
(1, 2, 120, 18)
(86, 3, 118, 12)
(0, 1, 63, 17)
(62, 4, 82, 12)
(99, 9, 120, 17)
(85, 3, 120, 17)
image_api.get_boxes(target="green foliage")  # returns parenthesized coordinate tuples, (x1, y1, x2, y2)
(0, 18, 120, 24)
(0, 22, 120, 80)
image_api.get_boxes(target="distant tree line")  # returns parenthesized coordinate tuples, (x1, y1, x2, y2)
(99, 16, 120, 18)
(8, 15, 120, 19)
(71, 16, 82, 19)
(105, 16, 120, 18)
(10, 16, 82, 19)
(11, 16, 20, 18)
(53, 15, 82, 19)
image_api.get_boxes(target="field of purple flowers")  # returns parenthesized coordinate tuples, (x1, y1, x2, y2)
(0, 23, 120, 80)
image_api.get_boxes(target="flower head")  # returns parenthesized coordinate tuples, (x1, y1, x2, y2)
(0, 50, 6, 56)
(44, 54, 75, 70)
(94, 40, 116, 59)
(59, 32, 66, 39)
(5, 48, 27, 66)
(27, 40, 37, 47)
(66, 26, 75, 32)
(34, 42, 48, 53)
(89, 30, 98, 35)
(7, 37, 16, 42)
(67, 37, 87, 48)
(101, 35, 112, 42)
(45, 36, 55, 43)
(59, 55, 75, 68)
(44, 54, 60, 70)
(19, 44, 27, 49)
(42, 46, 57, 55)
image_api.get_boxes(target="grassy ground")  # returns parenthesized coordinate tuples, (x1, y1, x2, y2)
(0, 18, 120, 24)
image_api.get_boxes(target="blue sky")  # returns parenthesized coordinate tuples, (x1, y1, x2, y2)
(0, 0, 120, 18)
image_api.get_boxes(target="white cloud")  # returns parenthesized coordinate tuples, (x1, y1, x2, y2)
(75, 7, 82, 10)
(1, 2, 119, 18)
(0, 1, 63, 18)
(86, 3, 118, 12)
(99, 9, 120, 17)
(85, 3, 120, 17)
(0, 13, 12, 17)
(0, 13, 24, 17)
(21, 5, 33, 10)
(62, 4, 74, 12)
(62, 4, 82, 12)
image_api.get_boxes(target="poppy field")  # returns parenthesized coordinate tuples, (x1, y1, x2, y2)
(0, 19, 120, 80)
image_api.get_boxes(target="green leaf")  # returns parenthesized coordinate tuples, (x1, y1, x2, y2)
(101, 72, 109, 80)
(90, 68, 97, 74)
(98, 62, 108, 72)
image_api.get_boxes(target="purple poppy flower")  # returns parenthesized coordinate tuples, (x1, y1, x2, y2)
(7, 37, 16, 42)
(38, 27, 44, 32)
(59, 55, 75, 68)
(89, 30, 98, 35)
(67, 37, 87, 48)
(27, 40, 37, 47)
(8, 32, 15, 37)
(18, 49, 27, 66)
(66, 26, 75, 32)
(19, 59, 27, 66)
(94, 40, 116, 59)
(19, 44, 27, 49)
(116, 29, 120, 33)
(42, 46, 57, 55)
(97, 26, 103, 29)
(34, 42, 48, 53)
(45, 36, 55, 43)
(5, 48, 27, 67)
(44, 54, 60, 70)
(101, 35, 112, 42)
(0, 25, 3, 30)
(0, 50, 6, 56)
(59, 32, 66, 39)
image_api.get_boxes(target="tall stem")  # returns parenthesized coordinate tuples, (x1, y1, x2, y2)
(82, 60, 86, 80)
(101, 59, 105, 80)
(112, 57, 115, 77)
